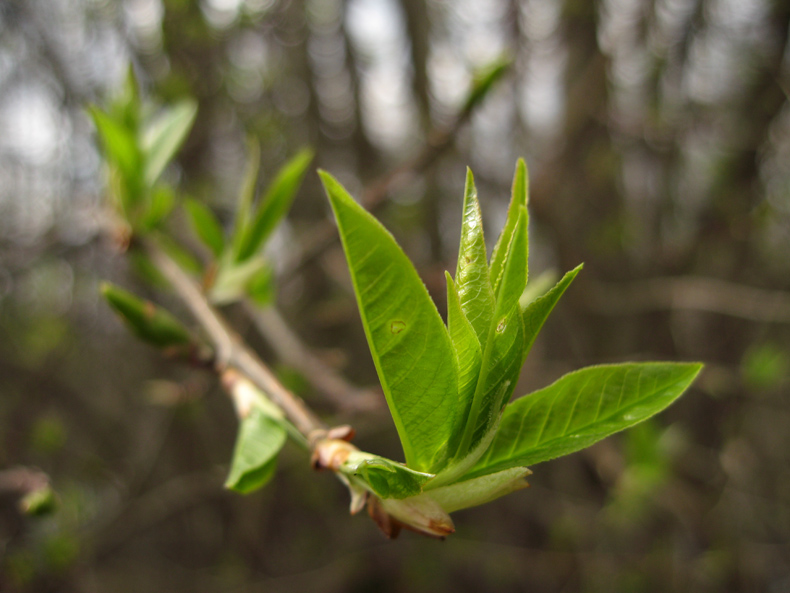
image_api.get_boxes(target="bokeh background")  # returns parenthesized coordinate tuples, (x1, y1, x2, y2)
(2, 0, 790, 591)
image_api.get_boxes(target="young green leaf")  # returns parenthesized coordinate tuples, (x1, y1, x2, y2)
(490, 158, 528, 297)
(89, 107, 140, 181)
(234, 148, 313, 263)
(461, 56, 511, 114)
(320, 171, 459, 473)
(141, 99, 198, 188)
(340, 453, 434, 499)
(140, 184, 176, 231)
(494, 207, 529, 315)
(225, 408, 287, 494)
(210, 256, 269, 305)
(246, 264, 275, 307)
(518, 270, 558, 310)
(455, 168, 495, 346)
(89, 106, 143, 206)
(184, 198, 226, 259)
(445, 272, 482, 432)
(427, 466, 529, 513)
(455, 209, 528, 461)
(100, 282, 192, 347)
(468, 362, 704, 479)
(230, 139, 261, 257)
(112, 65, 141, 130)
(520, 264, 583, 365)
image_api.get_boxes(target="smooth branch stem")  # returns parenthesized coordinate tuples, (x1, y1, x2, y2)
(141, 237, 328, 440)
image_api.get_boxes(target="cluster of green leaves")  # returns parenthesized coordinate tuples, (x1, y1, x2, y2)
(89, 71, 197, 232)
(92, 76, 312, 494)
(92, 73, 701, 530)
(320, 162, 702, 517)
(183, 141, 313, 305)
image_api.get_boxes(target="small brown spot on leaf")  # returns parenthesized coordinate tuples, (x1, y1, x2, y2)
(390, 320, 406, 334)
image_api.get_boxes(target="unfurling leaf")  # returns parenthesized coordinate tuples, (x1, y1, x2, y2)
(339, 451, 434, 500)
(426, 466, 530, 513)
(453, 207, 527, 463)
(490, 158, 528, 296)
(100, 282, 191, 348)
(455, 168, 494, 347)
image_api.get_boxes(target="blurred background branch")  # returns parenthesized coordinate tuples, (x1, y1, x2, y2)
(587, 277, 790, 323)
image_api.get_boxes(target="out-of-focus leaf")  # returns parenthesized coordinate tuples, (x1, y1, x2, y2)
(225, 408, 286, 494)
(100, 282, 192, 347)
(468, 362, 703, 478)
(157, 233, 203, 276)
(321, 171, 459, 473)
(246, 263, 274, 307)
(20, 486, 57, 517)
(461, 56, 511, 114)
(111, 65, 141, 130)
(88, 106, 142, 205)
(128, 251, 169, 289)
(141, 99, 198, 188)
(184, 198, 226, 259)
(234, 148, 313, 263)
(210, 256, 268, 305)
(741, 342, 789, 390)
(231, 138, 261, 252)
(455, 168, 494, 346)
(520, 264, 582, 364)
(141, 184, 176, 231)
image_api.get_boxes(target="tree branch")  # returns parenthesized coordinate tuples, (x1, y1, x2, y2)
(243, 303, 381, 413)
(141, 238, 328, 439)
